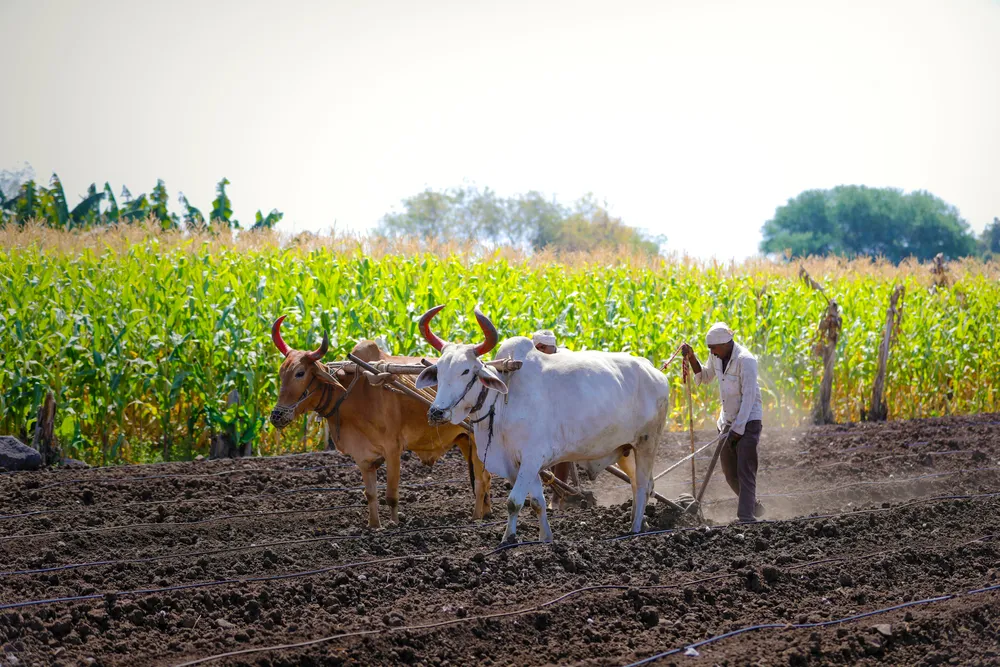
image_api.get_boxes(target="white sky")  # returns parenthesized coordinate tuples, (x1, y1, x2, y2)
(2, 0, 998, 260)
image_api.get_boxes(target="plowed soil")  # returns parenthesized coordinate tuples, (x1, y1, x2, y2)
(2, 414, 999, 667)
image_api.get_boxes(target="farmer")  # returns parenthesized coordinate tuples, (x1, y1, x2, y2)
(532, 329, 577, 508)
(532, 329, 558, 354)
(681, 323, 765, 523)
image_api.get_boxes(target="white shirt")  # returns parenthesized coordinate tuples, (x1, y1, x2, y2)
(694, 342, 763, 436)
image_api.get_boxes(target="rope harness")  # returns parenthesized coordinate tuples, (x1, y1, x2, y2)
(271, 369, 361, 450)
(467, 385, 497, 460)
(439, 372, 481, 413)
(270, 376, 319, 425)
(320, 370, 361, 449)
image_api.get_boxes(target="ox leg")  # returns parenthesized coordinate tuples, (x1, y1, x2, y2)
(617, 450, 639, 527)
(628, 443, 656, 534)
(527, 474, 554, 543)
(480, 465, 492, 518)
(385, 454, 401, 525)
(458, 437, 492, 520)
(475, 459, 493, 519)
(548, 462, 571, 511)
(361, 463, 382, 530)
(502, 468, 529, 544)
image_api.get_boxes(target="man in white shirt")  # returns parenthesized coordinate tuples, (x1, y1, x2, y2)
(681, 322, 765, 522)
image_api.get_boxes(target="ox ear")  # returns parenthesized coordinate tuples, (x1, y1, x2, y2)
(476, 366, 508, 395)
(313, 362, 346, 390)
(415, 364, 438, 390)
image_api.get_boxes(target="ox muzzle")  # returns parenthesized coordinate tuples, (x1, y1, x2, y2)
(269, 405, 297, 429)
(427, 406, 452, 426)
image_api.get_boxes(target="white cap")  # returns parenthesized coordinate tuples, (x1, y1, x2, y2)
(532, 330, 557, 347)
(705, 322, 734, 346)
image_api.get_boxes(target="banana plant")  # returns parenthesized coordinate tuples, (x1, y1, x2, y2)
(210, 178, 237, 229)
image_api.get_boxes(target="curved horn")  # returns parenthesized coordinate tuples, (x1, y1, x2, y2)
(473, 307, 498, 357)
(418, 305, 447, 351)
(304, 331, 330, 363)
(271, 316, 290, 357)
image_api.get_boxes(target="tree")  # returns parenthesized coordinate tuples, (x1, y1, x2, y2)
(0, 172, 280, 233)
(378, 185, 524, 246)
(210, 178, 237, 229)
(981, 217, 1000, 258)
(178, 192, 206, 232)
(251, 209, 283, 230)
(69, 183, 105, 226)
(761, 186, 978, 262)
(537, 194, 661, 256)
(378, 186, 662, 255)
(119, 185, 150, 223)
(102, 182, 119, 223)
(0, 162, 35, 201)
(150, 179, 179, 231)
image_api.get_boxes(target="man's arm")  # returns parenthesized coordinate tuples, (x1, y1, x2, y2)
(681, 343, 714, 385)
(731, 356, 759, 436)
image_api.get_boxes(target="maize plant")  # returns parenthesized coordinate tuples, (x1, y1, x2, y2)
(1, 234, 998, 464)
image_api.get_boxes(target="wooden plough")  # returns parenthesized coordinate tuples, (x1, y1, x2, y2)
(330, 354, 723, 520)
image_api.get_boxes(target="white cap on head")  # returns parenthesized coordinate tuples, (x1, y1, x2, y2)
(532, 330, 557, 347)
(705, 322, 734, 346)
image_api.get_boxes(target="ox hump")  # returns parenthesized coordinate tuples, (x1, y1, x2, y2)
(350, 339, 388, 363)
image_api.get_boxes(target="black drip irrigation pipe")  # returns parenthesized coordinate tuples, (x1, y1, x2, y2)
(30, 462, 357, 491)
(480, 491, 1000, 555)
(169, 543, 1000, 667)
(0, 478, 467, 521)
(5, 494, 994, 612)
(700, 466, 1000, 506)
(638, 465, 1000, 503)
(622, 582, 1000, 666)
(0, 498, 994, 665)
(0, 504, 367, 543)
(643, 447, 992, 491)
(607, 491, 1000, 543)
(0, 449, 359, 479)
(0, 520, 505, 579)
(0, 554, 424, 612)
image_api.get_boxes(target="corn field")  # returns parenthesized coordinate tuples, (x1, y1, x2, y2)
(2, 227, 998, 465)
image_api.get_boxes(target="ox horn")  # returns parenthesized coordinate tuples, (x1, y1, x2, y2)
(418, 305, 447, 351)
(473, 307, 498, 357)
(304, 331, 330, 363)
(271, 316, 291, 357)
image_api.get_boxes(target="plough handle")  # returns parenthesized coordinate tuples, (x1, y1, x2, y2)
(605, 465, 686, 513)
(696, 429, 730, 504)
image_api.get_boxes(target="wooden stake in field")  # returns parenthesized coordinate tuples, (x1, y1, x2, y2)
(812, 299, 842, 425)
(31, 389, 60, 466)
(930, 252, 949, 291)
(800, 266, 843, 425)
(866, 284, 905, 422)
(209, 389, 250, 459)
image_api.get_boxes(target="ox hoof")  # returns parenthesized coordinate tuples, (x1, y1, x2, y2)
(500, 533, 519, 547)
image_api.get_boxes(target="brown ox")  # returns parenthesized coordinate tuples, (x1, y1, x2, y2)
(268, 317, 492, 528)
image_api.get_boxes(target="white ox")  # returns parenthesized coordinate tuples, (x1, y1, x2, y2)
(414, 305, 670, 543)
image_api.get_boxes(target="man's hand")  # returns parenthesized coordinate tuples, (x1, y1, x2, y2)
(726, 430, 741, 447)
(680, 343, 702, 377)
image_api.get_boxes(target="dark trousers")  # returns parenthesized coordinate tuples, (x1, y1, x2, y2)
(719, 420, 762, 521)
